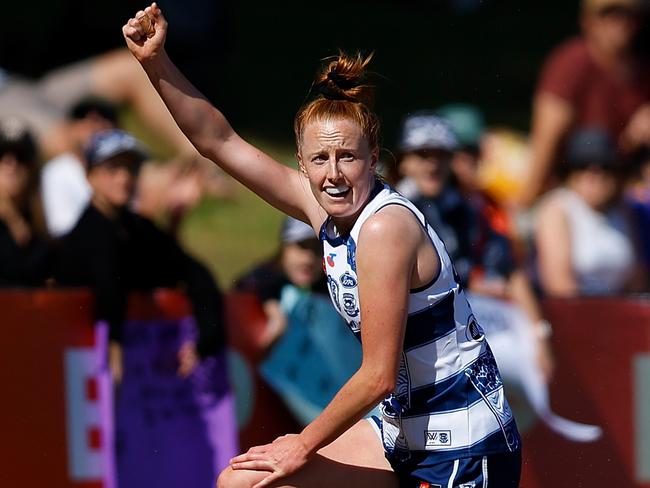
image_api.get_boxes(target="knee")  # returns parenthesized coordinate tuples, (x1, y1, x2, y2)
(216, 466, 243, 488)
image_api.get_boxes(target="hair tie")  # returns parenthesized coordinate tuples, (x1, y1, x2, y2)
(316, 81, 340, 100)
(326, 71, 355, 90)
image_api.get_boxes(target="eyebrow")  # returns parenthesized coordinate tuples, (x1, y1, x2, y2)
(307, 147, 357, 158)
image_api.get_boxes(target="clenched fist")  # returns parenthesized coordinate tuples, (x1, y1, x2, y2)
(122, 2, 167, 63)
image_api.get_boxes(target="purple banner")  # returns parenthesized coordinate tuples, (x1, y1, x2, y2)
(115, 316, 237, 488)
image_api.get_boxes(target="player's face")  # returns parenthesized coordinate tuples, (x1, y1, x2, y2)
(400, 148, 453, 198)
(88, 155, 141, 209)
(298, 119, 378, 233)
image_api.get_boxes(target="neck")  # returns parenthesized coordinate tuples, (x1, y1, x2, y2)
(585, 37, 632, 72)
(91, 194, 119, 219)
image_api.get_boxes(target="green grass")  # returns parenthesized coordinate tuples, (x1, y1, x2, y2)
(122, 107, 300, 289)
(178, 136, 298, 290)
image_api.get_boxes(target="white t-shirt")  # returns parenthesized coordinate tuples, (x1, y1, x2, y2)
(41, 152, 92, 237)
(544, 188, 636, 295)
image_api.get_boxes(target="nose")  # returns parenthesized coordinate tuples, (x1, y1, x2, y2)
(326, 158, 342, 181)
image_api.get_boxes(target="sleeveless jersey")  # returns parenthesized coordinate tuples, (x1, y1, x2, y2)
(319, 182, 520, 463)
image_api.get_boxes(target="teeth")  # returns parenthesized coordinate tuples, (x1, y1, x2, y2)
(325, 185, 349, 196)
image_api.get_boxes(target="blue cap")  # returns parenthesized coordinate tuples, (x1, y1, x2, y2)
(398, 111, 459, 153)
(85, 129, 148, 168)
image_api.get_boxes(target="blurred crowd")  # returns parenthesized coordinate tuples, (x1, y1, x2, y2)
(0, 0, 648, 388)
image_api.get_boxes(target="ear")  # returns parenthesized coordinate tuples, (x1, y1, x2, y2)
(296, 151, 309, 177)
(369, 148, 380, 173)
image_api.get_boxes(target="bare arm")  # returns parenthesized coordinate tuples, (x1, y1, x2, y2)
(520, 93, 574, 208)
(230, 207, 424, 487)
(299, 209, 419, 450)
(122, 4, 321, 224)
(535, 195, 578, 296)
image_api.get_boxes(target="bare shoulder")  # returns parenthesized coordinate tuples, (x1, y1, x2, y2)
(357, 205, 423, 255)
(536, 190, 568, 222)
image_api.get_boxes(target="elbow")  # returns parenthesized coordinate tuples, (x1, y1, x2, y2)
(361, 366, 395, 400)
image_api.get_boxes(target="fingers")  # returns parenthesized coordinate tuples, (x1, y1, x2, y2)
(123, 16, 146, 42)
(122, 3, 166, 45)
(231, 452, 268, 464)
(146, 2, 168, 30)
(231, 460, 275, 472)
(135, 10, 155, 38)
(253, 472, 284, 488)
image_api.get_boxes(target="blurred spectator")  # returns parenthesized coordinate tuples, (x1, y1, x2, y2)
(0, 117, 52, 286)
(522, 0, 650, 207)
(134, 156, 234, 237)
(41, 97, 118, 237)
(54, 129, 226, 382)
(625, 145, 650, 278)
(41, 96, 229, 238)
(534, 128, 645, 296)
(437, 103, 513, 238)
(423, 106, 555, 380)
(234, 216, 366, 425)
(234, 216, 327, 350)
(396, 112, 515, 288)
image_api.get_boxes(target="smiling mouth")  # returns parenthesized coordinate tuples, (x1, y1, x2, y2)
(324, 185, 351, 198)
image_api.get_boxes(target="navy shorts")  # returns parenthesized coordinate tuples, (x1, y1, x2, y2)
(394, 450, 521, 488)
(367, 417, 521, 487)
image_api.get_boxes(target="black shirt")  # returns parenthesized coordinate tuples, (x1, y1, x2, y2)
(55, 204, 225, 357)
(0, 219, 52, 287)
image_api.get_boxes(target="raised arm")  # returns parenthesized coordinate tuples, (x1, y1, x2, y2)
(122, 3, 321, 224)
(519, 92, 574, 208)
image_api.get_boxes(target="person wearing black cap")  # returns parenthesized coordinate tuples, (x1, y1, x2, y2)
(55, 129, 226, 382)
(41, 97, 119, 238)
(522, 0, 650, 207)
(534, 127, 645, 296)
(0, 117, 53, 286)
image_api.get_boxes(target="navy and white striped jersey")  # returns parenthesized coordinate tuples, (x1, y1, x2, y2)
(319, 181, 520, 463)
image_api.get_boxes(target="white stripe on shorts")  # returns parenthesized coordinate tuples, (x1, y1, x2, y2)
(482, 455, 488, 487)
(447, 459, 459, 488)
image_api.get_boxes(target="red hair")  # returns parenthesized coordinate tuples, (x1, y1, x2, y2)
(294, 52, 380, 152)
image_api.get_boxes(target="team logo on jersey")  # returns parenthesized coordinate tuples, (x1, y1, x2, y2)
(327, 276, 341, 311)
(347, 320, 360, 333)
(339, 272, 357, 288)
(342, 293, 359, 317)
(465, 316, 485, 342)
(424, 430, 452, 447)
(326, 253, 337, 267)
(346, 238, 357, 272)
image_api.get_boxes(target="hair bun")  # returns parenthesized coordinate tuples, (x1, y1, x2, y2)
(315, 51, 375, 107)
